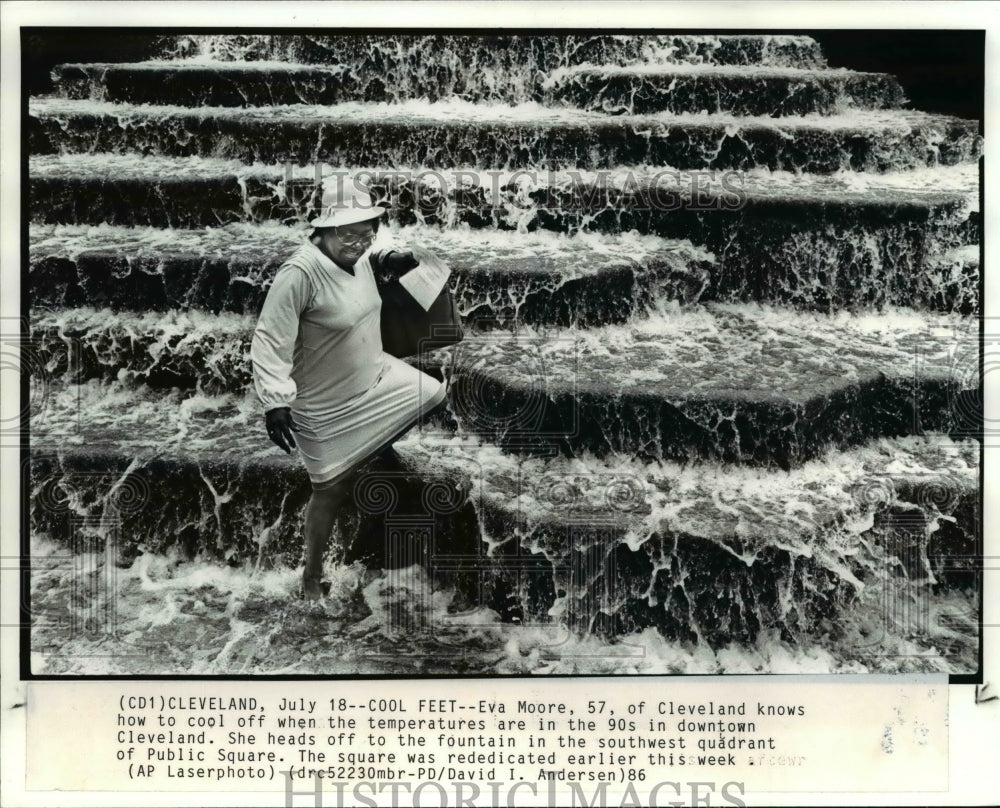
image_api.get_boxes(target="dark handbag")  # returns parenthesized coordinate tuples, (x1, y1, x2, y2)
(373, 252, 464, 359)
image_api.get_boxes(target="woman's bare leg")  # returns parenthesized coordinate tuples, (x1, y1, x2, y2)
(302, 480, 347, 599)
(300, 409, 443, 598)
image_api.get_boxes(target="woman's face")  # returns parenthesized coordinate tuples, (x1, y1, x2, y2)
(318, 220, 378, 268)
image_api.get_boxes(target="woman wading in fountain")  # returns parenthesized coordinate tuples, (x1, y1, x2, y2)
(251, 181, 448, 599)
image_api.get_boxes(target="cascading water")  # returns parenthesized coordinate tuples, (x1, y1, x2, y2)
(27, 33, 982, 675)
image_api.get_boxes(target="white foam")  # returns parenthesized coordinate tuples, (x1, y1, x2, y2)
(30, 95, 979, 130)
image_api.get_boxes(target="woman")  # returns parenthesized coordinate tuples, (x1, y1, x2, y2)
(251, 180, 448, 599)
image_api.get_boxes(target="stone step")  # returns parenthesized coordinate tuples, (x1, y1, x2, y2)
(168, 34, 827, 73)
(476, 434, 979, 649)
(29, 157, 980, 313)
(920, 246, 981, 313)
(31, 305, 978, 467)
(28, 223, 713, 325)
(437, 308, 977, 466)
(545, 64, 905, 116)
(28, 97, 982, 174)
(30, 381, 978, 652)
(29, 155, 978, 227)
(531, 167, 979, 314)
(53, 61, 892, 117)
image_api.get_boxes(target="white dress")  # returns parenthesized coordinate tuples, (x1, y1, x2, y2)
(251, 241, 446, 486)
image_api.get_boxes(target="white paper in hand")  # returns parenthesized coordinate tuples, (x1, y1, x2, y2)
(398, 247, 452, 311)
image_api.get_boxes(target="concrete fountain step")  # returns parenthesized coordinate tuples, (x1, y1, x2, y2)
(434, 307, 978, 466)
(29, 157, 980, 313)
(27, 216, 979, 318)
(52, 61, 895, 117)
(169, 34, 828, 73)
(926, 244, 981, 310)
(473, 432, 979, 649)
(29, 380, 978, 651)
(28, 223, 714, 325)
(530, 166, 979, 314)
(28, 97, 982, 174)
(545, 64, 905, 116)
(31, 305, 978, 467)
(28, 383, 482, 576)
(29, 155, 979, 226)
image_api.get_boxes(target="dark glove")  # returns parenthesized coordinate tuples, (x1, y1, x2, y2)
(382, 250, 420, 274)
(265, 407, 297, 454)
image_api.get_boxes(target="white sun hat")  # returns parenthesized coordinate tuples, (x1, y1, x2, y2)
(309, 178, 386, 228)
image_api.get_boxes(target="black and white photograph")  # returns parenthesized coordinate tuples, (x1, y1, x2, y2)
(6, 3, 1000, 807)
(18, 23, 986, 683)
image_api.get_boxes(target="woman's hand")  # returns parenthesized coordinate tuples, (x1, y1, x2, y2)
(265, 407, 297, 453)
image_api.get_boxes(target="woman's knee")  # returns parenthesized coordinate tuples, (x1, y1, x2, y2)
(309, 478, 347, 507)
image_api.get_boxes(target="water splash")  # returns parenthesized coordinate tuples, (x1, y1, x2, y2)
(29, 373, 979, 673)
(27, 31, 981, 673)
(29, 159, 978, 312)
(544, 64, 905, 117)
(154, 36, 827, 109)
(29, 96, 983, 173)
(29, 220, 716, 323)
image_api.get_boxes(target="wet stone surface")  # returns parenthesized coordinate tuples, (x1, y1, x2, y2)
(28, 423, 979, 673)
(28, 161, 978, 313)
(28, 223, 715, 325)
(29, 304, 976, 465)
(158, 35, 827, 98)
(55, 58, 876, 115)
(28, 377, 980, 672)
(26, 33, 982, 673)
(28, 98, 983, 174)
(546, 66, 905, 117)
(30, 444, 481, 571)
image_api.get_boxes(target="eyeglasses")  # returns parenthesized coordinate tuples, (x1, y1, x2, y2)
(335, 229, 377, 247)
